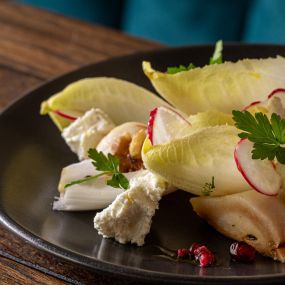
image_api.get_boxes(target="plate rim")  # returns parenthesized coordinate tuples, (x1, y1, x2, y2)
(2, 209, 285, 285)
(2, 43, 285, 284)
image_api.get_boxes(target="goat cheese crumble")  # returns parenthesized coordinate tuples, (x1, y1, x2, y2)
(94, 170, 172, 246)
(62, 108, 115, 160)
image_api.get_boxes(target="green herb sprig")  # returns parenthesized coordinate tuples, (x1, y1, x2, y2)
(209, 40, 223, 64)
(202, 176, 215, 196)
(167, 63, 196, 74)
(232, 110, 285, 164)
(166, 40, 223, 74)
(65, 149, 129, 190)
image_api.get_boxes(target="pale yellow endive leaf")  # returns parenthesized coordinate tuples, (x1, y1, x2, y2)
(142, 125, 249, 196)
(143, 57, 285, 115)
(40, 77, 170, 130)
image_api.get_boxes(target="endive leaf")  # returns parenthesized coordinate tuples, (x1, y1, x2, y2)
(40, 77, 170, 130)
(143, 56, 285, 115)
(55, 160, 145, 211)
(142, 125, 249, 196)
(188, 110, 234, 130)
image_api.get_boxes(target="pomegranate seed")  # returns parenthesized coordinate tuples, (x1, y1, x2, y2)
(230, 241, 256, 262)
(193, 245, 210, 256)
(194, 245, 216, 267)
(189, 242, 202, 255)
(198, 252, 216, 267)
(176, 243, 216, 267)
(177, 248, 189, 258)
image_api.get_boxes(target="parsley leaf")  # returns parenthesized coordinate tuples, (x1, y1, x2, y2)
(65, 149, 129, 190)
(88, 149, 120, 172)
(209, 40, 223, 65)
(202, 176, 215, 196)
(107, 173, 129, 189)
(167, 63, 196, 74)
(232, 110, 285, 164)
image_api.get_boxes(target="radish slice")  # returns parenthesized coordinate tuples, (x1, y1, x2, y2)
(148, 106, 192, 145)
(242, 101, 262, 111)
(53, 110, 77, 121)
(242, 88, 285, 112)
(268, 88, 285, 100)
(234, 139, 281, 196)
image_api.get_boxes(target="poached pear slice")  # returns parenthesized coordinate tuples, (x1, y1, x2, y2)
(143, 57, 285, 115)
(191, 190, 285, 262)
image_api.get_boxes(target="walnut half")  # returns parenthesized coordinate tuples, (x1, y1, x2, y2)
(96, 122, 147, 173)
(129, 129, 147, 159)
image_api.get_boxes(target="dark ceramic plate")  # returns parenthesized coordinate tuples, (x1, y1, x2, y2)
(1, 44, 285, 285)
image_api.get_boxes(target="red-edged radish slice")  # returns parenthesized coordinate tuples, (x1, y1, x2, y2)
(53, 110, 77, 121)
(267, 88, 285, 100)
(242, 101, 262, 111)
(242, 89, 285, 112)
(147, 106, 192, 145)
(234, 139, 281, 196)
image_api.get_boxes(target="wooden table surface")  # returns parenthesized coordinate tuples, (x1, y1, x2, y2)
(0, 1, 162, 284)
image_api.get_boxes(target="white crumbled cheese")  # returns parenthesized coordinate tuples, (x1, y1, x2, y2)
(94, 170, 172, 246)
(266, 96, 285, 118)
(62, 108, 115, 160)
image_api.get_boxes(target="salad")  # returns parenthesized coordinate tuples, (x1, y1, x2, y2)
(40, 41, 285, 266)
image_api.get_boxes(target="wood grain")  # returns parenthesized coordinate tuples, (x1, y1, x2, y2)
(0, 255, 68, 285)
(0, 224, 141, 285)
(0, 1, 162, 284)
(0, 1, 161, 109)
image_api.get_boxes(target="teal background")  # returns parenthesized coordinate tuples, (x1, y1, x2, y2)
(16, 0, 285, 45)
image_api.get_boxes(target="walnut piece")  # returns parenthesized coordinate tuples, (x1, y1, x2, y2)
(112, 132, 132, 157)
(129, 129, 147, 159)
(110, 129, 146, 173)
